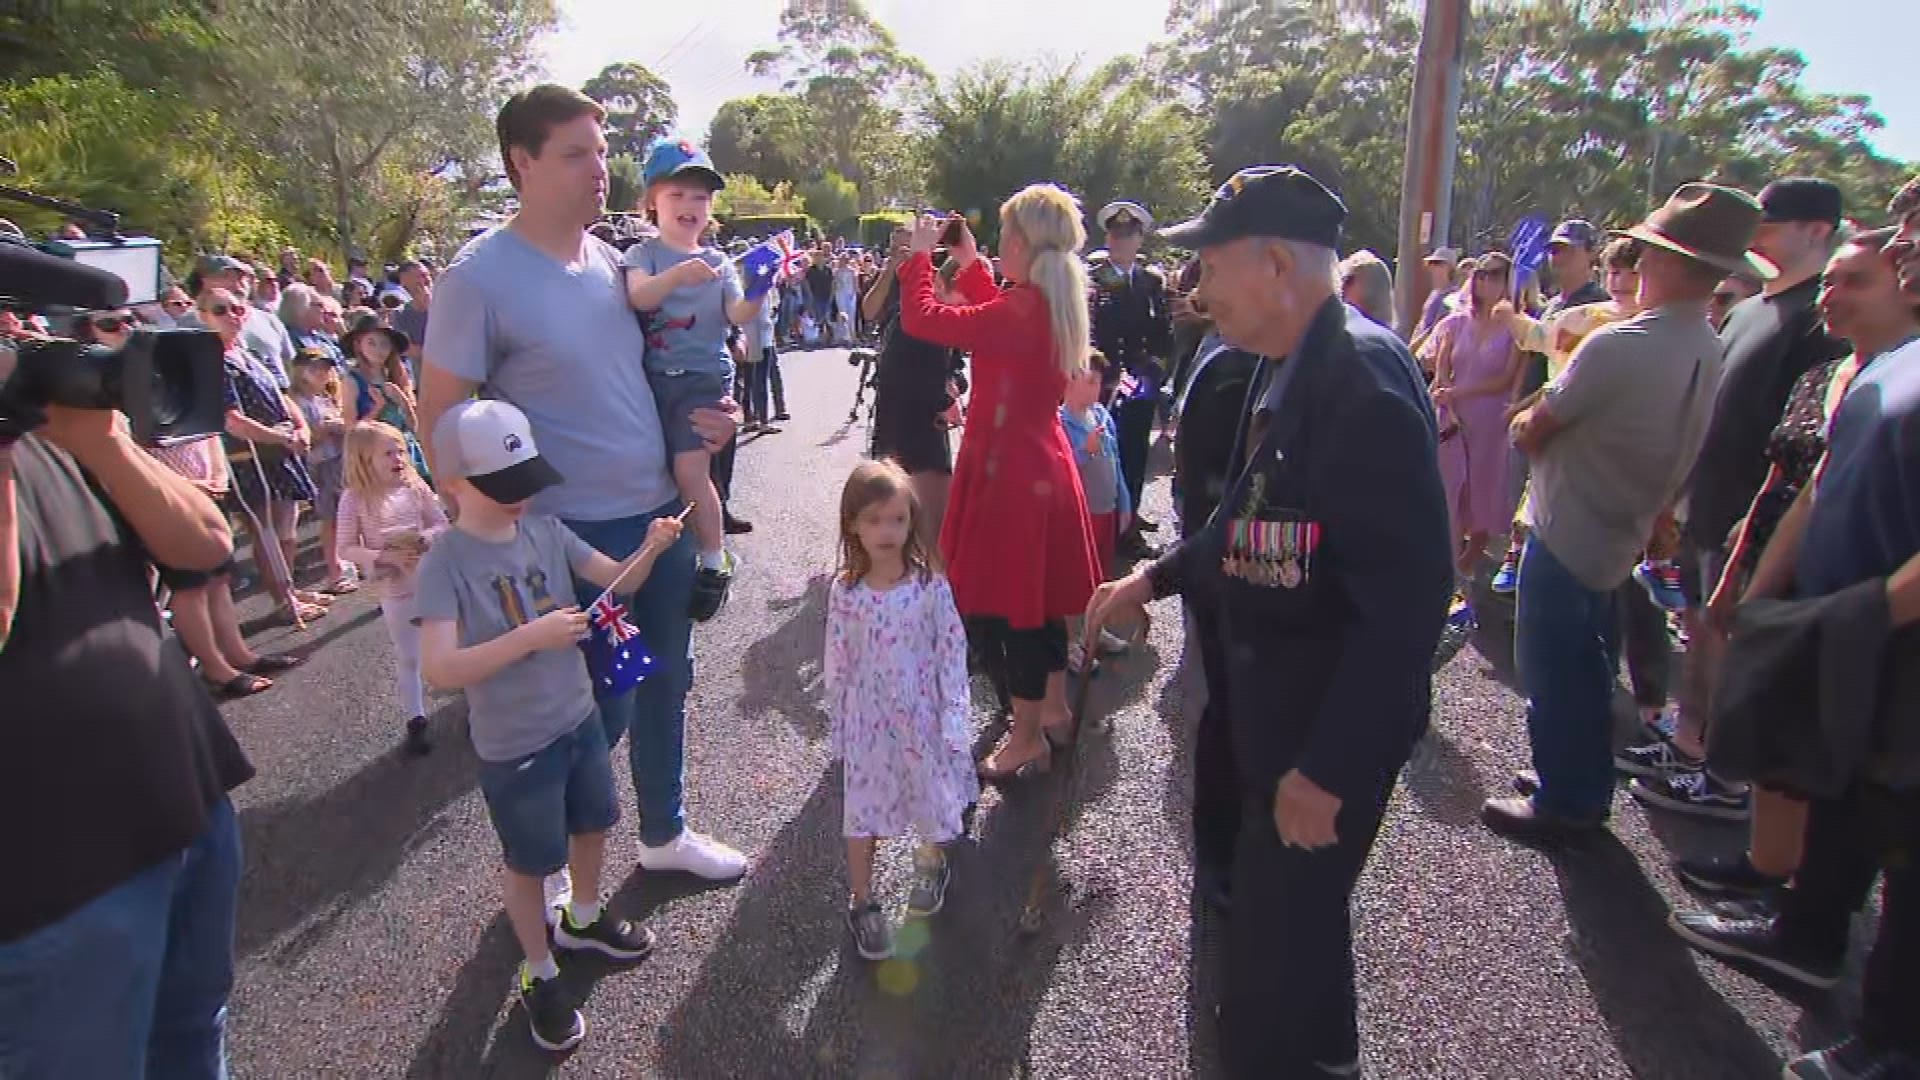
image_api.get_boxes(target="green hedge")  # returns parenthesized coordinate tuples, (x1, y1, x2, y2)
(721, 214, 818, 243)
(854, 212, 913, 250)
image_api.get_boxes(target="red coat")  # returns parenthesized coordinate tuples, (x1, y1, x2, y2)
(899, 252, 1101, 628)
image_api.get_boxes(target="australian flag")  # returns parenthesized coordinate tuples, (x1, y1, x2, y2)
(738, 229, 806, 301)
(581, 594, 655, 696)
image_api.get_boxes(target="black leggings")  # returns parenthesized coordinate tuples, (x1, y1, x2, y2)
(965, 616, 1067, 702)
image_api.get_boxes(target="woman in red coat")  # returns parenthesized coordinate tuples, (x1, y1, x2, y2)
(900, 187, 1102, 780)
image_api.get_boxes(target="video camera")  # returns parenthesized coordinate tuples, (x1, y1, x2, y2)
(0, 170, 226, 446)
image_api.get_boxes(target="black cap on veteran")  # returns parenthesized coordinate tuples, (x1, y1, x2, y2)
(1759, 177, 1843, 226)
(432, 398, 564, 505)
(1158, 166, 1347, 250)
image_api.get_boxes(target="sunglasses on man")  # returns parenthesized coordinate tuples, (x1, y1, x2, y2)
(162, 298, 192, 311)
(90, 315, 134, 333)
(202, 303, 241, 318)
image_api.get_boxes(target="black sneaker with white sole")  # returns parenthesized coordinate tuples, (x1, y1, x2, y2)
(1614, 736, 1699, 780)
(1674, 852, 1788, 897)
(517, 968, 585, 1051)
(847, 902, 894, 960)
(1668, 909, 1843, 989)
(1631, 768, 1750, 821)
(688, 553, 735, 623)
(553, 908, 656, 961)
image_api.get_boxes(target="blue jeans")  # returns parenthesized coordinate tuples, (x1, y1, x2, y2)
(0, 797, 240, 1080)
(565, 505, 696, 847)
(1516, 536, 1620, 822)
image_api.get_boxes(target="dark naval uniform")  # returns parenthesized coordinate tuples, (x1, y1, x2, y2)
(1150, 168, 1453, 1077)
(1090, 202, 1174, 536)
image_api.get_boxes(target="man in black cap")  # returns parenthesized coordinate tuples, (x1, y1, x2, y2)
(1090, 200, 1175, 557)
(1626, 176, 1848, 820)
(1087, 166, 1453, 1078)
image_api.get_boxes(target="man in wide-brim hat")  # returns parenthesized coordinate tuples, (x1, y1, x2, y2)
(1484, 183, 1769, 842)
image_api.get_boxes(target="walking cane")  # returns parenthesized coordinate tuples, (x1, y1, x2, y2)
(1017, 611, 1145, 935)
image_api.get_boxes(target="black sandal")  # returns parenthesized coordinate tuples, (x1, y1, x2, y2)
(244, 654, 303, 675)
(206, 673, 272, 700)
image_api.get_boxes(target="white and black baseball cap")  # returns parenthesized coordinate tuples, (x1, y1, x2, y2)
(431, 399, 563, 505)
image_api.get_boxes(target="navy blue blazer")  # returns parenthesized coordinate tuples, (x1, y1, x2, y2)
(1148, 298, 1454, 803)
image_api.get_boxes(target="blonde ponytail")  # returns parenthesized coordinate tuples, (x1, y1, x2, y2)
(1028, 249, 1091, 377)
(1001, 184, 1092, 378)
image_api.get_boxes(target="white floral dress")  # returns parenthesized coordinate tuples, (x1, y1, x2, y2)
(824, 573, 980, 841)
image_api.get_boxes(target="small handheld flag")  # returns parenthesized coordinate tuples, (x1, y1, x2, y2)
(582, 593, 655, 696)
(735, 229, 808, 301)
(1508, 214, 1551, 301)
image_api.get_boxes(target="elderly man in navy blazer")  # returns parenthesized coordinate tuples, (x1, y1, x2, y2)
(1088, 166, 1454, 1078)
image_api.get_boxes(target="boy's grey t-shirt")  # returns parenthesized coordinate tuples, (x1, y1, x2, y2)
(621, 238, 740, 380)
(425, 228, 674, 522)
(413, 514, 599, 762)
(1524, 303, 1725, 591)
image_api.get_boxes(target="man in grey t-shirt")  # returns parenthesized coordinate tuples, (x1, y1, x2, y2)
(389, 258, 432, 375)
(1484, 183, 1766, 842)
(418, 84, 746, 883)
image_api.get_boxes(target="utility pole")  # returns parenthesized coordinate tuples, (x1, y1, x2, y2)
(1392, 0, 1471, 336)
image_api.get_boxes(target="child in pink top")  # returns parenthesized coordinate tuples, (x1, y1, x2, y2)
(337, 421, 447, 755)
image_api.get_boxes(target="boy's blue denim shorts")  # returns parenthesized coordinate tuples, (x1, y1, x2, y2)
(648, 368, 731, 455)
(476, 708, 619, 876)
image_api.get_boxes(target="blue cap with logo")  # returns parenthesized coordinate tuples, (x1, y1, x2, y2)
(642, 138, 725, 191)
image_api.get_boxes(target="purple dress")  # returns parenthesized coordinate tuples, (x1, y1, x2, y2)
(823, 573, 980, 842)
(1434, 312, 1518, 537)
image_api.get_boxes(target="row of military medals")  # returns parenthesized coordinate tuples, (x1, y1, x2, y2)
(1226, 518, 1316, 588)
(1224, 475, 1318, 588)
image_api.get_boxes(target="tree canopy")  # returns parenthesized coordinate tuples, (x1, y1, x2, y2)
(708, 0, 1912, 251)
(1, 0, 557, 264)
(583, 61, 678, 159)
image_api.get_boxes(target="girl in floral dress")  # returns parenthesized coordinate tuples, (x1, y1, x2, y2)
(823, 460, 980, 961)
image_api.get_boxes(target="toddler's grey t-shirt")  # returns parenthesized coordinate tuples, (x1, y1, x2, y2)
(622, 237, 741, 380)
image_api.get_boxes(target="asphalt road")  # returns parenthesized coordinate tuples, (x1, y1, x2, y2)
(219, 345, 1870, 1079)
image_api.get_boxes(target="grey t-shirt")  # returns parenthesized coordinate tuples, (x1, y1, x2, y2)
(426, 228, 674, 522)
(1524, 303, 1725, 591)
(390, 302, 429, 355)
(413, 514, 598, 762)
(621, 238, 741, 380)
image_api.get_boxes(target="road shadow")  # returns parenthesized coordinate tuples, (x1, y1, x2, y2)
(658, 751, 1114, 1078)
(1400, 726, 1488, 830)
(238, 601, 380, 655)
(234, 697, 477, 961)
(400, 912, 560, 1080)
(1547, 834, 1785, 1078)
(737, 573, 833, 743)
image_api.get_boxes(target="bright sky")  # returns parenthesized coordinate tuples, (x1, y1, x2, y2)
(541, 0, 1919, 164)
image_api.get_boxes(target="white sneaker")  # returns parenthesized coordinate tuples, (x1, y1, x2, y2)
(542, 867, 573, 927)
(637, 828, 747, 881)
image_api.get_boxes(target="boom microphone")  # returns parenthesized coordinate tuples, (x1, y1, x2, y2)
(0, 238, 129, 311)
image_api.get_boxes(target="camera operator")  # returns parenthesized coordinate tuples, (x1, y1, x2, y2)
(0, 338, 254, 1077)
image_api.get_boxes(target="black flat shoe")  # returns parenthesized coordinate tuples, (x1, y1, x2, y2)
(723, 513, 754, 535)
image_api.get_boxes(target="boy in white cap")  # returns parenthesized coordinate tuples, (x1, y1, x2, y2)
(414, 398, 682, 1051)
